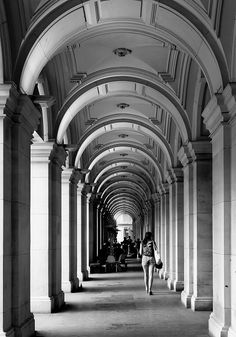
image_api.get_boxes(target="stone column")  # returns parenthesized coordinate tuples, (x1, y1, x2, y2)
(161, 184, 170, 280)
(202, 84, 234, 337)
(86, 192, 91, 271)
(69, 170, 81, 291)
(87, 193, 97, 267)
(159, 187, 165, 278)
(178, 144, 194, 308)
(158, 184, 169, 279)
(48, 144, 67, 311)
(229, 85, 236, 337)
(0, 84, 14, 337)
(31, 142, 54, 312)
(61, 168, 80, 293)
(173, 169, 184, 292)
(77, 184, 88, 281)
(191, 141, 213, 311)
(167, 169, 184, 291)
(31, 143, 66, 313)
(152, 193, 160, 244)
(11, 94, 40, 336)
(61, 168, 73, 292)
(167, 171, 175, 290)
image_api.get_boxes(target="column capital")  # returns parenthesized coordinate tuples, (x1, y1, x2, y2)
(14, 95, 41, 134)
(0, 83, 13, 114)
(202, 83, 236, 137)
(166, 168, 183, 184)
(178, 141, 211, 166)
(70, 169, 83, 184)
(178, 142, 195, 166)
(31, 142, 54, 162)
(62, 168, 73, 182)
(49, 144, 67, 167)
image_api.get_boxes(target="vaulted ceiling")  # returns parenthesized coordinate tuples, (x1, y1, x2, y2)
(2, 0, 235, 223)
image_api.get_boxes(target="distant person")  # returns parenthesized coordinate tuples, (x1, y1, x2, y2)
(139, 231, 157, 295)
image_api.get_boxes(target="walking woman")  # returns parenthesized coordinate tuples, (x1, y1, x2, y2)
(139, 231, 157, 295)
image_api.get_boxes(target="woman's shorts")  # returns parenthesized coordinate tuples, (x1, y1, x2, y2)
(142, 255, 155, 267)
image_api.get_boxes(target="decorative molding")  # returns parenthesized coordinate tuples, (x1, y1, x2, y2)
(159, 47, 179, 82)
(202, 83, 236, 137)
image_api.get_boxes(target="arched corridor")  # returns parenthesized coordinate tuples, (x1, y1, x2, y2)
(35, 258, 210, 337)
(0, 1, 236, 337)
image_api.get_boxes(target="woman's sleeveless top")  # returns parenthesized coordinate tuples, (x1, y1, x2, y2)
(142, 241, 154, 257)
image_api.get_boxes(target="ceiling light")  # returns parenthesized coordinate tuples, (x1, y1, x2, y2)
(113, 47, 132, 57)
(118, 134, 128, 138)
(117, 103, 130, 109)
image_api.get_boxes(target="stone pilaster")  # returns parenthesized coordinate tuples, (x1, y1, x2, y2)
(69, 170, 82, 292)
(61, 168, 80, 293)
(48, 144, 67, 311)
(31, 142, 54, 313)
(178, 143, 195, 308)
(87, 192, 97, 269)
(174, 169, 184, 292)
(158, 184, 169, 280)
(77, 184, 89, 281)
(11, 93, 41, 336)
(151, 193, 160, 244)
(229, 86, 236, 337)
(166, 168, 184, 292)
(202, 83, 236, 337)
(62, 168, 73, 292)
(31, 142, 66, 313)
(0, 84, 15, 337)
(190, 141, 213, 311)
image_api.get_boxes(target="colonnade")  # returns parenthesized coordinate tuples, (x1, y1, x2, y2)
(0, 83, 236, 337)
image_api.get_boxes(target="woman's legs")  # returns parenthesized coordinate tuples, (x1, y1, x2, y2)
(148, 263, 155, 294)
(142, 264, 149, 292)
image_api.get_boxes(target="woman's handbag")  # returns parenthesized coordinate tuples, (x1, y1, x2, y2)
(153, 243, 163, 269)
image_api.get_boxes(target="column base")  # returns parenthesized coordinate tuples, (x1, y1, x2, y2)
(31, 291, 64, 313)
(181, 290, 192, 308)
(62, 281, 72, 293)
(31, 296, 53, 313)
(173, 280, 184, 292)
(167, 278, 174, 290)
(14, 313, 35, 337)
(78, 270, 89, 281)
(191, 295, 213, 311)
(0, 328, 15, 337)
(71, 277, 81, 292)
(228, 327, 236, 337)
(209, 312, 229, 337)
(52, 290, 64, 313)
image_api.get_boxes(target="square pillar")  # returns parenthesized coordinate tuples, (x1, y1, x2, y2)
(158, 184, 169, 280)
(61, 169, 80, 293)
(203, 84, 234, 337)
(77, 184, 88, 281)
(31, 143, 66, 313)
(167, 168, 184, 292)
(229, 92, 236, 337)
(0, 84, 14, 337)
(178, 145, 194, 308)
(191, 141, 213, 311)
(11, 94, 40, 336)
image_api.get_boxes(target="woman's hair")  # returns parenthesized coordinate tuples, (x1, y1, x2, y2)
(143, 231, 152, 244)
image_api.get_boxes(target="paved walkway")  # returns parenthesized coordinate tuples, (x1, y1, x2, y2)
(35, 258, 210, 337)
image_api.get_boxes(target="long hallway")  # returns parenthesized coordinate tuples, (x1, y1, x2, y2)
(34, 259, 210, 337)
